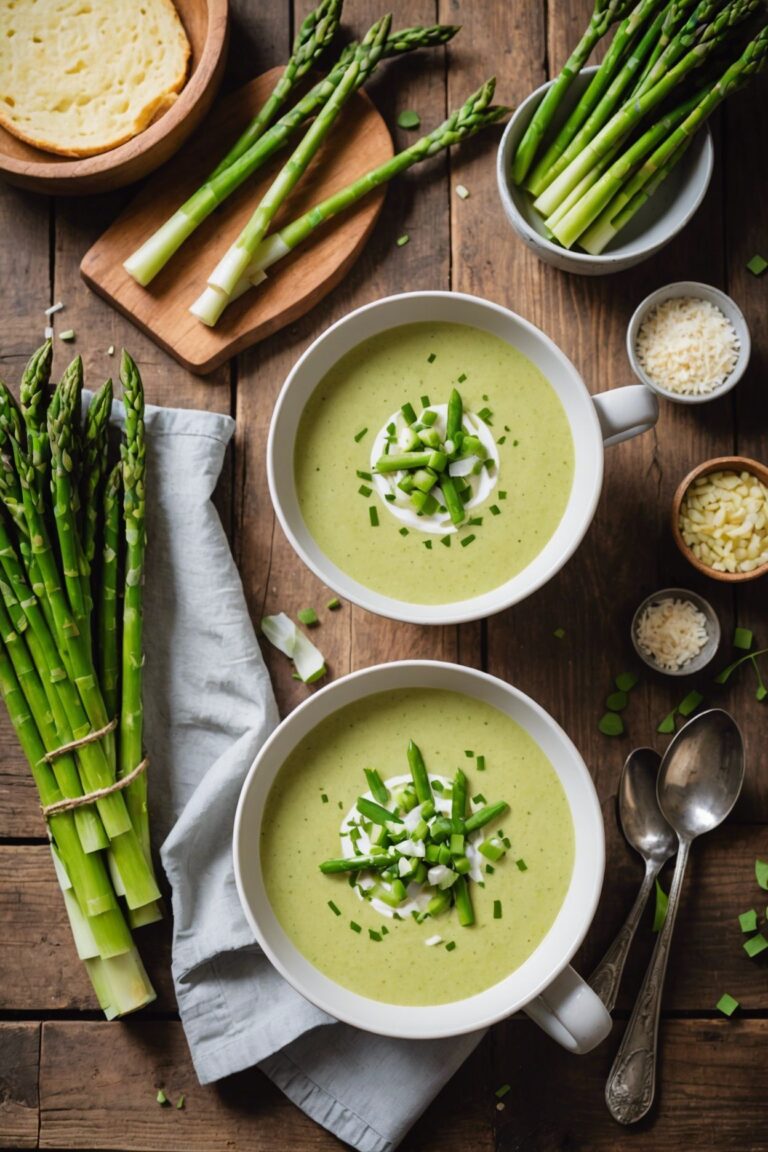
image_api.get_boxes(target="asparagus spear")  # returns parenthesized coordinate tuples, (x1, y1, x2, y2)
(192, 16, 392, 324)
(99, 463, 121, 721)
(209, 0, 343, 181)
(19, 339, 53, 496)
(511, 0, 634, 185)
(230, 79, 508, 295)
(124, 22, 460, 285)
(81, 379, 113, 572)
(630, 0, 703, 92)
(579, 24, 768, 251)
(633, 0, 759, 97)
(48, 357, 91, 641)
(525, 0, 668, 196)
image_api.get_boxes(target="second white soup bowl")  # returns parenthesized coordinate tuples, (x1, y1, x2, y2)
(268, 291, 658, 624)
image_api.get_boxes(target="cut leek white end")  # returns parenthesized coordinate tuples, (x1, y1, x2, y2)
(261, 612, 327, 684)
(189, 284, 229, 327)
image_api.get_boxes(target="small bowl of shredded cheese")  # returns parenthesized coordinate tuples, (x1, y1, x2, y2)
(672, 457, 768, 581)
(627, 281, 750, 404)
(632, 588, 720, 676)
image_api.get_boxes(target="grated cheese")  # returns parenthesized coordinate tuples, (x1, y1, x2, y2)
(680, 470, 768, 574)
(635, 598, 709, 671)
(636, 297, 739, 396)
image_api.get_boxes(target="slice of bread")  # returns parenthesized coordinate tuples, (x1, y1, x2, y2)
(0, 0, 191, 157)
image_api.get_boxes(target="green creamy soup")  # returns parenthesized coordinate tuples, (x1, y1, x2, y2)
(294, 322, 574, 604)
(260, 689, 575, 1005)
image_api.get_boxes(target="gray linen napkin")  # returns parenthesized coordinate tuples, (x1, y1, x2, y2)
(124, 399, 482, 1151)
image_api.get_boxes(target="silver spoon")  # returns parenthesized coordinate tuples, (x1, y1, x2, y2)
(605, 709, 744, 1124)
(589, 749, 676, 1012)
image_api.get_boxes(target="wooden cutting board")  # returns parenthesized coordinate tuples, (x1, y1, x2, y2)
(80, 68, 393, 375)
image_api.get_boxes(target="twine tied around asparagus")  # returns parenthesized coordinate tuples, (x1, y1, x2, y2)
(39, 717, 149, 818)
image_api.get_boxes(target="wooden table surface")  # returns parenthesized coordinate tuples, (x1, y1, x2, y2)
(1, 2, 767, 1149)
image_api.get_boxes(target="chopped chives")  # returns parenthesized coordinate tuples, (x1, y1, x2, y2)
(356, 470, 373, 481)
(498, 435, 507, 445)
(477, 407, 493, 422)
(502, 836, 511, 849)
(381, 925, 389, 936)
(504, 425, 510, 432)
(746, 253, 767, 276)
(369, 929, 382, 942)
(321, 793, 328, 804)
(396, 234, 409, 247)
(476, 755, 485, 771)
(420, 394, 431, 407)
(384, 494, 396, 502)
(652, 880, 668, 931)
(401, 402, 418, 425)
(495, 1084, 511, 1099)
(399, 527, 409, 536)
(755, 859, 768, 890)
(716, 992, 740, 1016)
(445, 940, 456, 951)
(739, 909, 758, 933)
(493, 900, 502, 919)
(499, 490, 507, 500)
(328, 900, 341, 916)
(515, 859, 528, 872)
(432, 779, 444, 793)
(553, 627, 566, 639)
(734, 627, 754, 650)
(350, 921, 362, 933)
(369, 507, 379, 527)
(386, 422, 396, 436)
(327, 597, 341, 610)
(513, 439, 519, 447)
(298, 607, 319, 626)
(458, 373, 467, 383)
(464, 750, 474, 758)
(460, 534, 476, 547)
(482, 394, 489, 402)
(440, 535, 451, 547)
(744, 933, 768, 958)
(427, 352, 436, 363)
(490, 505, 501, 516)
(472, 793, 486, 805)
(485, 864, 495, 875)
(354, 427, 368, 442)
(468, 517, 483, 526)
(424, 540, 432, 549)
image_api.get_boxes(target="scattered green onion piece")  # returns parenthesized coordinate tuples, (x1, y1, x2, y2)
(328, 900, 341, 917)
(746, 254, 767, 276)
(476, 755, 485, 772)
(420, 394, 430, 407)
(493, 900, 502, 920)
(358, 484, 372, 497)
(368, 929, 382, 942)
(445, 940, 457, 951)
(354, 427, 368, 442)
(716, 993, 740, 1017)
(739, 909, 758, 933)
(464, 750, 474, 758)
(478, 838, 505, 862)
(553, 627, 566, 639)
(396, 234, 409, 247)
(755, 859, 768, 890)
(460, 534, 476, 548)
(652, 879, 668, 932)
(427, 352, 436, 363)
(156, 1090, 169, 1106)
(424, 540, 432, 550)
(176, 1095, 185, 1110)
(397, 109, 421, 129)
(485, 864, 495, 875)
(477, 407, 492, 423)
(399, 527, 409, 537)
(678, 690, 703, 718)
(327, 598, 341, 611)
(472, 793, 486, 805)
(598, 712, 624, 736)
(440, 535, 451, 548)
(321, 793, 328, 804)
(606, 690, 628, 712)
(515, 859, 528, 872)
(497, 436, 507, 445)
(401, 401, 418, 425)
(490, 505, 501, 517)
(495, 1084, 511, 1099)
(744, 933, 768, 958)
(499, 491, 507, 500)
(356, 470, 372, 482)
(369, 507, 379, 528)
(615, 672, 639, 692)
(421, 409, 438, 427)
(59, 329, 76, 342)
(350, 921, 362, 933)
(657, 711, 677, 735)
(298, 607, 318, 627)
(734, 627, 754, 650)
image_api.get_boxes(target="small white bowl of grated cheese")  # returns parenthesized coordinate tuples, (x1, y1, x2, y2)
(631, 588, 720, 677)
(627, 282, 750, 404)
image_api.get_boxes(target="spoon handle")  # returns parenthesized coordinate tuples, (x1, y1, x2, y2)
(604, 837, 690, 1124)
(588, 861, 659, 1013)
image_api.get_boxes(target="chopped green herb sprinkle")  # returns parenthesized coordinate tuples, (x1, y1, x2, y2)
(599, 711, 624, 736)
(321, 793, 328, 804)
(176, 1094, 185, 1110)
(468, 516, 483, 526)
(369, 507, 379, 527)
(606, 690, 628, 712)
(744, 933, 768, 958)
(657, 710, 677, 735)
(420, 394, 430, 407)
(499, 490, 507, 500)
(513, 439, 519, 447)
(495, 1084, 511, 1099)
(477, 407, 493, 422)
(615, 672, 639, 692)
(396, 234, 409, 247)
(458, 373, 467, 383)
(476, 755, 485, 772)
(440, 535, 451, 548)
(493, 899, 502, 919)
(490, 505, 501, 517)
(356, 470, 372, 482)
(485, 864, 495, 875)
(328, 900, 341, 916)
(327, 598, 341, 610)
(746, 253, 768, 276)
(354, 427, 368, 442)
(298, 607, 318, 627)
(424, 539, 433, 549)
(755, 859, 768, 890)
(427, 352, 436, 363)
(716, 992, 740, 1016)
(498, 435, 507, 445)
(739, 909, 758, 933)
(445, 940, 457, 951)
(678, 689, 704, 718)
(401, 401, 417, 425)
(156, 1090, 169, 1106)
(515, 859, 528, 872)
(350, 921, 362, 933)
(553, 627, 566, 639)
(460, 534, 476, 548)
(734, 627, 754, 650)
(399, 527, 409, 536)
(502, 836, 511, 850)
(381, 925, 389, 936)
(385, 494, 396, 502)
(369, 929, 382, 942)
(472, 794, 486, 805)
(397, 109, 421, 129)
(465, 750, 474, 758)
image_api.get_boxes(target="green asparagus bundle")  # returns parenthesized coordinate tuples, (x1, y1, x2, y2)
(511, 0, 767, 252)
(123, 0, 460, 286)
(0, 343, 159, 1017)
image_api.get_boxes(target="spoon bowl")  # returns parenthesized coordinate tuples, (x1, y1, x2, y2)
(620, 748, 677, 865)
(658, 709, 745, 839)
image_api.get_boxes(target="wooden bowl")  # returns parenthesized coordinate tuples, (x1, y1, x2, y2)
(0, 0, 228, 196)
(671, 456, 768, 583)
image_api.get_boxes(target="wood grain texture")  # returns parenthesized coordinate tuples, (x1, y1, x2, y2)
(0, 1023, 39, 1149)
(81, 71, 393, 374)
(0, 0, 229, 195)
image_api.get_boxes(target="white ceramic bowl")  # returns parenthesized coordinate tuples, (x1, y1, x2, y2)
(496, 68, 714, 275)
(267, 290, 658, 625)
(627, 281, 751, 404)
(233, 660, 608, 1047)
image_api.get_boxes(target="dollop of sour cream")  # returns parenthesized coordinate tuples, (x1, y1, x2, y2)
(340, 773, 485, 919)
(370, 404, 499, 535)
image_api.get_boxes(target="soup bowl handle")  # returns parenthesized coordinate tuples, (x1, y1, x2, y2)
(592, 385, 659, 448)
(522, 965, 612, 1054)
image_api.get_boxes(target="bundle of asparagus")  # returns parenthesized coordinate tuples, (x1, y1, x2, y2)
(0, 344, 159, 1017)
(123, 0, 509, 327)
(511, 0, 768, 253)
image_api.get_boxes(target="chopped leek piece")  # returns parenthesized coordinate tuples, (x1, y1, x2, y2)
(739, 909, 757, 933)
(297, 607, 318, 627)
(716, 993, 739, 1016)
(615, 672, 639, 692)
(553, 626, 565, 638)
(495, 1084, 511, 1099)
(746, 254, 767, 276)
(744, 933, 768, 958)
(606, 690, 628, 712)
(756, 859, 768, 890)
(734, 627, 754, 650)
(652, 879, 668, 932)
(396, 234, 410, 247)
(156, 1090, 169, 1106)
(328, 900, 341, 917)
(327, 598, 341, 610)
(598, 712, 624, 736)
(397, 109, 421, 129)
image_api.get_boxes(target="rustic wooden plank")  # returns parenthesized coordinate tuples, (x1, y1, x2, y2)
(38, 1020, 490, 1152)
(0, 1022, 39, 1149)
(446, 0, 736, 810)
(494, 1018, 768, 1149)
(0, 845, 174, 1013)
(235, 0, 464, 717)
